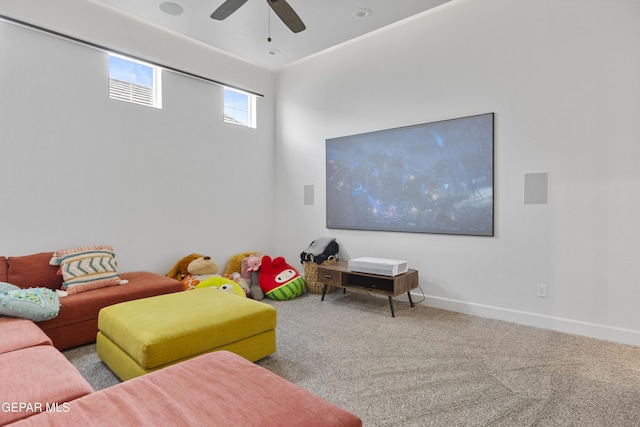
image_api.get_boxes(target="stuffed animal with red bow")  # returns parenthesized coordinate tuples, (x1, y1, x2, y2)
(258, 255, 305, 300)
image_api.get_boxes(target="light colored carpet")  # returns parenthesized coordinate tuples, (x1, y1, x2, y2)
(64, 292, 640, 426)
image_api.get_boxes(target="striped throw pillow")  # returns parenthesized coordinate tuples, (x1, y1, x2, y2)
(50, 245, 127, 295)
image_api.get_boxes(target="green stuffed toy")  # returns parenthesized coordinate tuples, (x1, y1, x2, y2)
(195, 276, 247, 298)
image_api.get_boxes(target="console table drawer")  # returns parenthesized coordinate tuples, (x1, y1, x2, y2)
(316, 267, 342, 287)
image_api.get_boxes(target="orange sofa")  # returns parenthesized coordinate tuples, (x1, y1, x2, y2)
(0, 252, 183, 350)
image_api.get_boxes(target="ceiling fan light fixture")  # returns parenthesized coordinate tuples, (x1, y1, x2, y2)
(159, 2, 184, 16)
(212, 0, 305, 33)
(353, 8, 372, 19)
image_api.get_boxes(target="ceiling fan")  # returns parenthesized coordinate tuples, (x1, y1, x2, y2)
(211, 0, 306, 34)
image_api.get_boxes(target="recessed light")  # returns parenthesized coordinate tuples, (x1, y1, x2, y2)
(353, 8, 372, 19)
(268, 49, 280, 56)
(160, 2, 184, 16)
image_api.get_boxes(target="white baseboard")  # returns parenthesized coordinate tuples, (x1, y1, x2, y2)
(416, 293, 640, 347)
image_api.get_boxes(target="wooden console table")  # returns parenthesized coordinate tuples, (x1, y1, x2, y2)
(317, 261, 418, 317)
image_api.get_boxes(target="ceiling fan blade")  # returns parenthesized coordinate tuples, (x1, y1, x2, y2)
(211, 0, 249, 20)
(266, 0, 306, 33)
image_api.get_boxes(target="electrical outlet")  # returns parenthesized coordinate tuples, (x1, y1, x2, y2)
(537, 284, 547, 298)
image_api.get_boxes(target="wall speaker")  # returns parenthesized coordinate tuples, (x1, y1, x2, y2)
(304, 184, 314, 205)
(524, 172, 548, 204)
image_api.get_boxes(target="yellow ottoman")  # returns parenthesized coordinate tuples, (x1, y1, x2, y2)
(96, 288, 277, 381)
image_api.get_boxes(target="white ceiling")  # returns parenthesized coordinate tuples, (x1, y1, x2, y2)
(96, 0, 452, 70)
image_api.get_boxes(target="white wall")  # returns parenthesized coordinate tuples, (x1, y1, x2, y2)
(0, 0, 277, 273)
(2, 0, 639, 346)
(274, 0, 640, 345)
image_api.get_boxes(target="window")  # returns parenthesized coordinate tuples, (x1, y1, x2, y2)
(109, 54, 162, 108)
(224, 87, 256, 128)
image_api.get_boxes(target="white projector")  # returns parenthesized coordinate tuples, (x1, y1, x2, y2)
(347, 257, 408, 277)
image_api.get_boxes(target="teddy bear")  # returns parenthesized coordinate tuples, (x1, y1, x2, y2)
(166, 254, 220, 291)
(223, 251, 261, 276)
(258, 255, 305, 301)
(183, 256, 221, 290)
(166, 253, 202, 281)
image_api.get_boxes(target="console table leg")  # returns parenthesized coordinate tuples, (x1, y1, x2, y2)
(407, 291, 414, 307)
(388, 297, 395, 317)
(321, 284, 327, 301)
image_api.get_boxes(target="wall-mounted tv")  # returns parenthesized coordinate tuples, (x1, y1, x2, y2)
(326, 113, 494, 236)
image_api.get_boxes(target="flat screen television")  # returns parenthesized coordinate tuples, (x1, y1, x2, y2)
(326, 113, 494, 236)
